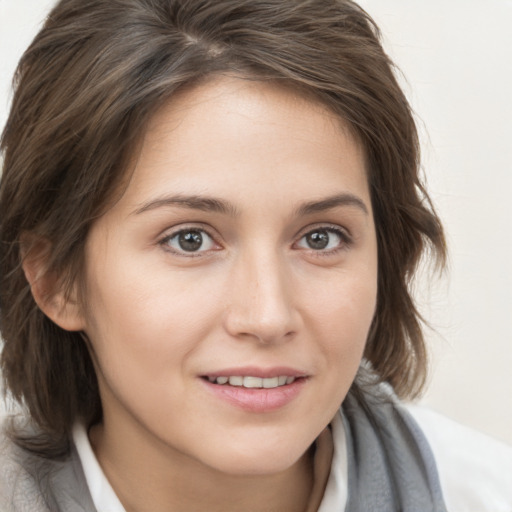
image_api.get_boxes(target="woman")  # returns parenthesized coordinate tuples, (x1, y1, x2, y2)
(0, 1, 510, 511)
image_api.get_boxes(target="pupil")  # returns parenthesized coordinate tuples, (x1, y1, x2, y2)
(178, 231, 203, 251)
(307, 230, 329, 249)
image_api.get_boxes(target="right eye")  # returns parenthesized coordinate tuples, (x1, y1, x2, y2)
(161, 228, 217, 255)
(294, 226, 352, 254)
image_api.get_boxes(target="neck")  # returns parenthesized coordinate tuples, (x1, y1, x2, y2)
(89, 419, 315, 512)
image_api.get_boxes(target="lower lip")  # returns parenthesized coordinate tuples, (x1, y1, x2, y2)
(201, 378, 306, 412)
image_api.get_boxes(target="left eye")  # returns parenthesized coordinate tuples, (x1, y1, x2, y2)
(296, 228, 346, 251)
(164, 229, 216, 253)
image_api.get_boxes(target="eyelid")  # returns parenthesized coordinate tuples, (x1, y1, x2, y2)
(158, 224, 222, 256)
(293, 224, 353, 253)
(157, 222, 352, 257)
(295, 223, 352, 241)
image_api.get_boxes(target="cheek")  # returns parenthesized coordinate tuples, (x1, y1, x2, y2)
(303, 267, 377, 340)
(299, 264, 377, 387)
(81, 267, 224, 425)
(83, 258, 223, 369)
(292, 268, 377, 426)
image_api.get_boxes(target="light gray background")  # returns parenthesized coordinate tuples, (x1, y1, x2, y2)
(1, 0, 511, 444)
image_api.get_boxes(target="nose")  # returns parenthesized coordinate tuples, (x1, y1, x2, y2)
(223, 249, 299, 344)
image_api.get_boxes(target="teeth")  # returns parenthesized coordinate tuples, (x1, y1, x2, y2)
(243, 376, 263, 388)
(210, 375, 297, 388)
(263, 377, 279, 388)
(228, 376, 243, 386)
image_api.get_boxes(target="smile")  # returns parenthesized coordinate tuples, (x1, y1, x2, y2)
(206, 376, 296, 388)
(202, 373, 306, 412)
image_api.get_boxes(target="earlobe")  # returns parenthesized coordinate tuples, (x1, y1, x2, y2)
(21, 235, 86, 332)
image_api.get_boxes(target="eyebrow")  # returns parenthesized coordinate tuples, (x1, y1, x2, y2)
(295, 193, 369, 216)
(132, 194, 240, 217)
(132, 192, 368, 217)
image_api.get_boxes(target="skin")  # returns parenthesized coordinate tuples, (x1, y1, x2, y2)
(48, 77, 378, 511)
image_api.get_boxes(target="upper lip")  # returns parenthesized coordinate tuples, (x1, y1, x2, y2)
(201, 366, 308, 379)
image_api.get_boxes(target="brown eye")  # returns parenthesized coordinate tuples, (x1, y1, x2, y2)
(296, 228, 348, 251)
(305, 230, 330, 250)
(164, 229, 215, 253)
(178, 231, 203, 251)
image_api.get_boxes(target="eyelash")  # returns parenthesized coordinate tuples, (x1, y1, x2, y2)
(294, 225, 353, 257)
(158, 224, 353, 257)
(159, 226, 220, 258)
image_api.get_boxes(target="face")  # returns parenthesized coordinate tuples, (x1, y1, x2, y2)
(79, 77, 378, 477)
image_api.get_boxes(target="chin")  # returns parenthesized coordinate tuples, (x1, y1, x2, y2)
(213, 456, 305, 477)
(198, 437, 312, 477)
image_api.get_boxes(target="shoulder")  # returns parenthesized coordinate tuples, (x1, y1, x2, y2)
(404, 404, 512, 512)
(0, 414, 52, 510)
(0, 414, 94, 512)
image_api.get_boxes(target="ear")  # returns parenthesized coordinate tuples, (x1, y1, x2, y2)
(21, 234, 86, 332)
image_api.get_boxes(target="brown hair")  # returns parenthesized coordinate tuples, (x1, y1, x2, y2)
(0, 0, 445, 453)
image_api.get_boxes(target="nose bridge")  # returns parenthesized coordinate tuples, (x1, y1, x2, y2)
(225, 242, 296, 343)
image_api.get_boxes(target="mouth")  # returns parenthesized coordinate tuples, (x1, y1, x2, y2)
(202, 375, 299, 388)
(199, 369, 308, 412)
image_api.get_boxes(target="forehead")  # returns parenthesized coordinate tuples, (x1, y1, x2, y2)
(115, 76, 370, 217)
